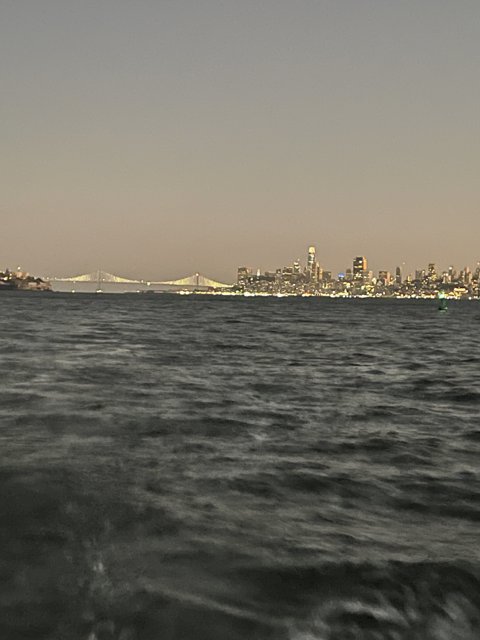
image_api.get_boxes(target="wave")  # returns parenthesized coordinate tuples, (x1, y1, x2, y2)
(286, 561, 480, 640)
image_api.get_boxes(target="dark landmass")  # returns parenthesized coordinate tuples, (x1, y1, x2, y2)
(0, 269, 51, 291)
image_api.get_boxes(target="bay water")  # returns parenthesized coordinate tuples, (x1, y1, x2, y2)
(1, 293, 479, 639)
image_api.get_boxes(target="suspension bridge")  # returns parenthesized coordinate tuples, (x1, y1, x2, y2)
(52, 270, 232, 290)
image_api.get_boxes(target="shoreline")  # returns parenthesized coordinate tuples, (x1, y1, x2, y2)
(4, 288, 478, 301)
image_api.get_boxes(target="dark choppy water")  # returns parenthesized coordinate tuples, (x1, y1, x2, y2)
(1, 293, 479, 640)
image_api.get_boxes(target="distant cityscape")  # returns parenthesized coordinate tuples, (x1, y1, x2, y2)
(236, 246, 480, 299)
(2, 247, 480, 298)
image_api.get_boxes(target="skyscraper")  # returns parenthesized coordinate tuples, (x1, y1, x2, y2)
(353, 256, 367, 281)
(395, 266, 402, 285)
(307, 246, 316, 274)
(427, 263, 437, 281)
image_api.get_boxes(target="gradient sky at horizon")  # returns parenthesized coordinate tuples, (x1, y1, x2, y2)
(1, 0, 479, 281)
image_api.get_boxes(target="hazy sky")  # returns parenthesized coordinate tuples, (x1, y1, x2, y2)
(1, 1, 479, 281)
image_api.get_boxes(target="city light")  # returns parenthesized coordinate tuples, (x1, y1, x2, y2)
(235, 247, 480, 299)
(2, 249, 479, 298)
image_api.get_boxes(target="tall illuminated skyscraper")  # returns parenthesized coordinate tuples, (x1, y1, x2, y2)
(307, 246, 316, 274)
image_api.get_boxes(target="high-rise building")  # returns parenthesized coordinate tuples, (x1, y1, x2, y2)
(237, 267, 252, 287)
(353, 256, 367, 281)
(307, 246, 316, 274)
(462, 267, 472, 284)
(395, 266, 402, 285)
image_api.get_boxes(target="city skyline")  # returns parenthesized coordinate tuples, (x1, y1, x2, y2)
(6, 246, 480, 286)
(5, 243, 480, 291)
(2, 2, 480, 280)
(5, 243, 478, 298)
(235, 245, 480, 298)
